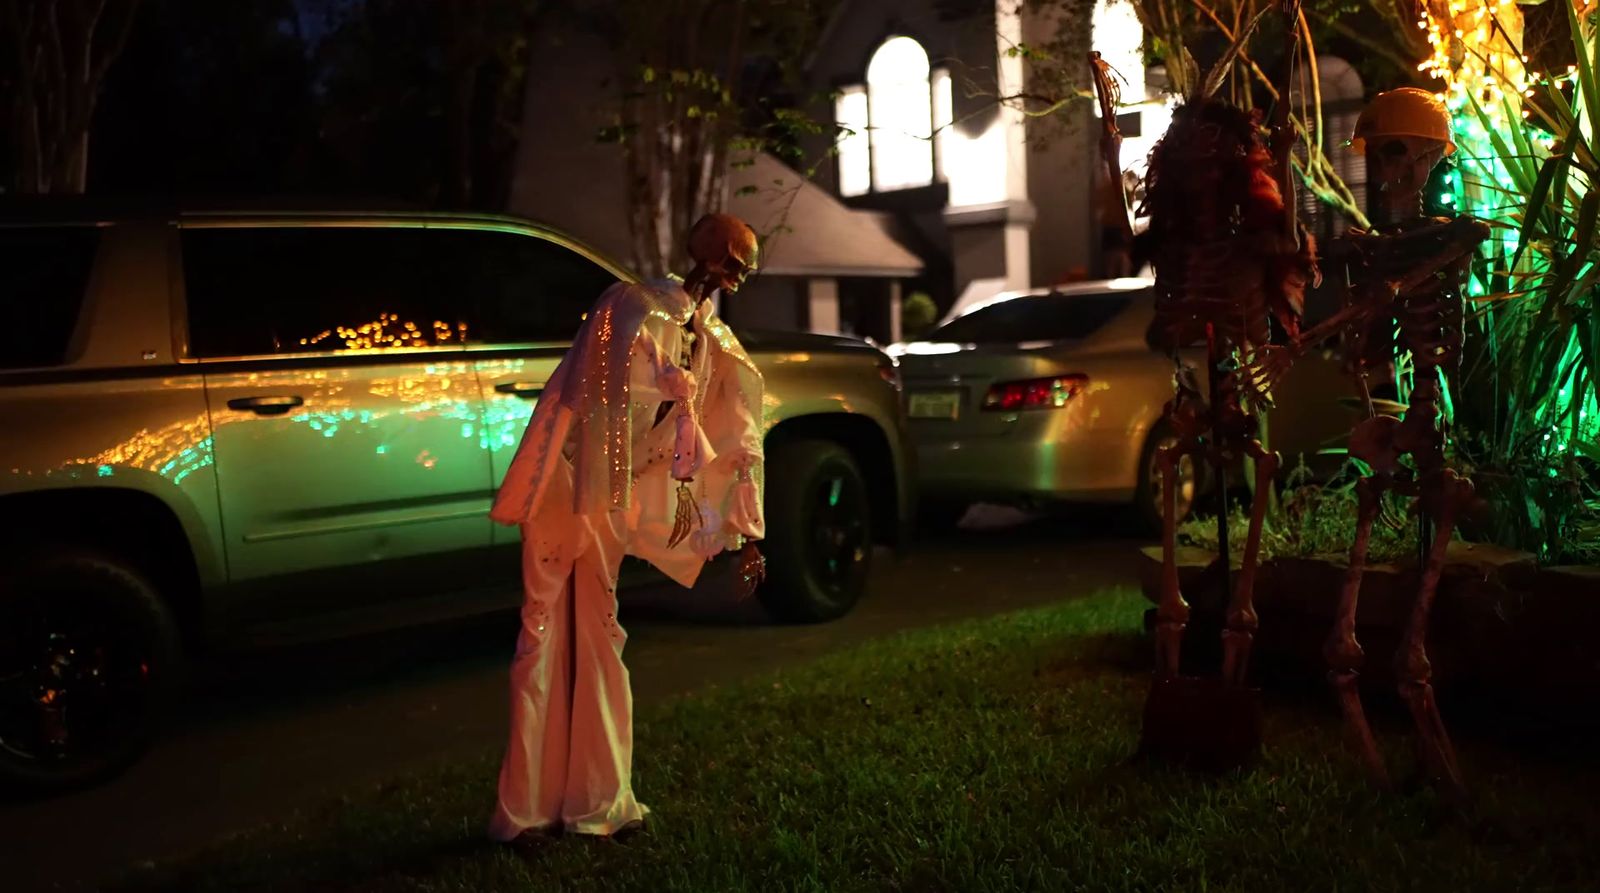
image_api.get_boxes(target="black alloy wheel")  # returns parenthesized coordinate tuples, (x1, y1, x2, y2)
(0, 548, 179, 793)
(759, 440, 873, 623)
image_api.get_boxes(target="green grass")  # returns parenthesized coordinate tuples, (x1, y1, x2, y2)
(116, 591, 1600, 893)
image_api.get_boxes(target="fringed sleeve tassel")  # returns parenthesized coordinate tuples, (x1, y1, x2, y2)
(668, 480, 700, 549)
(667, 412, 714, 549)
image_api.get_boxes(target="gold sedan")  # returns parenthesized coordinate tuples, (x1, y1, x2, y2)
(890, 279, 1358, 530)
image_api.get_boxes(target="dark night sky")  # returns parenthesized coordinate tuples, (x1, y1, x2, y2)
(291, 0, 352, 49)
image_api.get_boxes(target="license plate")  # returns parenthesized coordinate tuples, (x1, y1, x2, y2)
(908, 390, 961, 419)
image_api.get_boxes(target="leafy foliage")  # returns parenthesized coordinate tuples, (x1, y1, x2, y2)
(901, 291, 940, 338)
(993, 0, 1098, 143)
(586, 0, 839, 277)
(1450, 5, 1600, 563)
(1120, 1, 1373, 249)
(1177, 460, 1415, 563)
(1303, 0, 1432, 91)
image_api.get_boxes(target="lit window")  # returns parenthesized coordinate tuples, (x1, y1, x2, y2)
(932, 68, 954, 180)
(868, 37, 934, 190)
(836, 36, 947, 195)
(1092, 0, 1143, 102)
(835, 86, 871, 198)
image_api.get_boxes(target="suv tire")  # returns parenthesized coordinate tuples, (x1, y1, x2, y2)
(0, 547, 181, 793)
(758, 440, 872, 623)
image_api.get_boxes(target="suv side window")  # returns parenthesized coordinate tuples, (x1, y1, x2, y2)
(181, 227, 472, 358)
(0, 225, 100, 369)
(432, 228, 616, 345)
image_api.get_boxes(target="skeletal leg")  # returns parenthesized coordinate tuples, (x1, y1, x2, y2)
(1155, 441, 1197, 680)
(1324, 476, 1391, 788)
(1221, 440, 1279, 687)
(1397, 470, 1470, 803)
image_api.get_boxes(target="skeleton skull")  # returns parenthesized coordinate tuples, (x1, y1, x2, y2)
(688, 213, 760, 295)
(1367, 136, 1447, 208)
(1350, 88, 1455, 218)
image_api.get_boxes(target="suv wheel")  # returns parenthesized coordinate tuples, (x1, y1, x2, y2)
(1133, 420, 1201, 536)
(0, 547, 180, 793)
(758, 440, 872, 623)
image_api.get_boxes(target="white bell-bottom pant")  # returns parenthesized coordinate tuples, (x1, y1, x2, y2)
(488, 477, 648, 839)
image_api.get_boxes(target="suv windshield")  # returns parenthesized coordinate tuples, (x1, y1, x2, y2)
(0, 225, 99, 369)
(918, 291, 1132, 344)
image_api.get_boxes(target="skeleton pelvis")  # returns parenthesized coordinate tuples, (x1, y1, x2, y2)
(1348, 415, 1403, 471)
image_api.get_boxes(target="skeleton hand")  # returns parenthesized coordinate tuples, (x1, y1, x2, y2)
(732, 542, 766, 601)
(1241, 344, 1294, 407)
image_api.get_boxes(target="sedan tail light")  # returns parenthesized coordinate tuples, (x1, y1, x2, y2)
(876, 357, 903, 392)
(982, 374, 1088, 411)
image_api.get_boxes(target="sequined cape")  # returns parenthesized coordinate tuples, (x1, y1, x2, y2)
(489, 278, 764, 526)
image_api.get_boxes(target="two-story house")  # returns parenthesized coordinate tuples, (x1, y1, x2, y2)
(508, 0, 1369, 341)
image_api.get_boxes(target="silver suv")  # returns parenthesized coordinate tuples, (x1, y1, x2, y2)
(0, 202, 914, 792)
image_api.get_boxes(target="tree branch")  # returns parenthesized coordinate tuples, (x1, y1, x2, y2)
(1000, 89, 1093, 118)
(93, 0, 141, 86)
(1191, 0, 1369, 227)
(44, 0, 66, 92)
(82, 0, 109, 86)
(41, 0, 70, 188)
(1307, 7, 1423, 83)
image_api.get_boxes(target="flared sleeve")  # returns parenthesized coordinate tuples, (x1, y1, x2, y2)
(698, 320, 766, 544)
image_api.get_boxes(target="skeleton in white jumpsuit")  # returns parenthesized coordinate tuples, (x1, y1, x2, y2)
(485, 217, 765, 840)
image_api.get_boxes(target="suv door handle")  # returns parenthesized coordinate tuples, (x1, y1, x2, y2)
(227, 395, 305, 416)
(494, 382, 544, 399)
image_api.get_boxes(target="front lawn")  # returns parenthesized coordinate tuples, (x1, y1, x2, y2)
(116, 590, 1600, 892)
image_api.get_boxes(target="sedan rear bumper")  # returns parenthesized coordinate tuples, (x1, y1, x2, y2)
(913, 423, 1140, 506)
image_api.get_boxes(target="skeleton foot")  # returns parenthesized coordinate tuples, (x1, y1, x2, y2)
(1329, 668, 1391, 790)
(1399, 678, 1466, 804)
(1396, 472, 1470, 804)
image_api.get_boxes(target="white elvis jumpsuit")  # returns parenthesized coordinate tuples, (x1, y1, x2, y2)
(486, 281, 763, 839)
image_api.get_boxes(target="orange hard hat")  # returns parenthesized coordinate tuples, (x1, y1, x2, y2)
(1349, 87, 1456, 156)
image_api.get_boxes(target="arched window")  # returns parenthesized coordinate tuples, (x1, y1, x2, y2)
(1291, 55, 1367, 241)
(835, 36, 950, 197)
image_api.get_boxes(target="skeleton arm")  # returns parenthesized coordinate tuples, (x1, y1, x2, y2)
(1290, 217, 1486, 356)
(1090, 52, 1137, 256)
(1280, 216, 1486, 420)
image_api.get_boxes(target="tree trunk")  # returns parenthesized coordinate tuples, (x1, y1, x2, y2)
(614, 0, 748, 278)
(2, 0, 141, 195)
(5, 0, 44, 192)
(56, 125, 89, 193)
(12, 84, 46, 193)
(623, 83, 669, 278)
